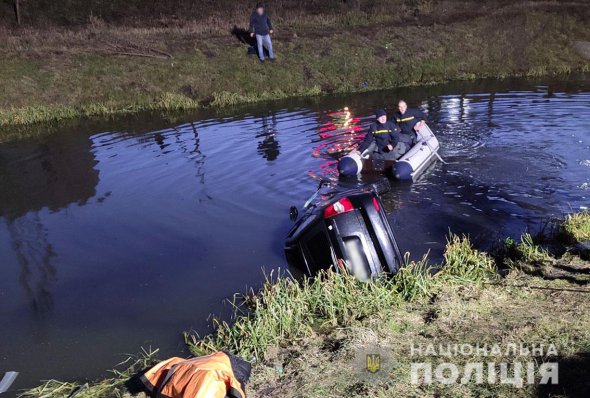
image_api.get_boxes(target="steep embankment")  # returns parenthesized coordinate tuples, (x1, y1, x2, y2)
(0, 0, 589, 138)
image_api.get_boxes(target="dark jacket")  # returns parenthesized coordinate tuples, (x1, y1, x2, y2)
(358, 121, 400, 153)
(394, 108, 427, 144)
(249, 11, 273, 35)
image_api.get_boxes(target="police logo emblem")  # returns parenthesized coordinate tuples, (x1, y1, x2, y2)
(366, 354, 381, 374)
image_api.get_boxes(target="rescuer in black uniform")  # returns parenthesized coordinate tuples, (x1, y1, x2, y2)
(393, 100, 427, 151)
(356, 109, 402, 160)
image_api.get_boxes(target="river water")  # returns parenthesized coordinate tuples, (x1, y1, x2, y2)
(0, 76, 589, 393)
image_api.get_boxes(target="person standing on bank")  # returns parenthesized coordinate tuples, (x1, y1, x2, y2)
(249, 3, 275, 62)
(394, 100, 427, 151)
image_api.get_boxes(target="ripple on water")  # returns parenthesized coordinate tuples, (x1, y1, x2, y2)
(2, 77, 590, 391)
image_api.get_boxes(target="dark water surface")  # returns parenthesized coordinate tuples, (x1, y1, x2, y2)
(1, 76, 589, 393)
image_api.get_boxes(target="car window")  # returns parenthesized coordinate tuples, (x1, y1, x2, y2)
(305, 229, 333, 274)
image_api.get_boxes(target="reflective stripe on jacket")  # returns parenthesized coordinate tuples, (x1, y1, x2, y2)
(394, 108, 427, 144)
(357, 121, 400, 153)
(141, 352, 248, 398)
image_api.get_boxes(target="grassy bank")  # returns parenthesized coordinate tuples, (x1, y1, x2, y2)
(20, 212, 590, 397)
(1, 0, 589, 139)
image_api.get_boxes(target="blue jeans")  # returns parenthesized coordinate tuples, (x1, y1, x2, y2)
(256, 34, 274, 61)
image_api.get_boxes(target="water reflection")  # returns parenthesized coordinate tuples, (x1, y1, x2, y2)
(0, 132, 100, 313)
(188, 122, 208, 191)
(0, 76, 589, 391)
(256, 113, 280, 161)
(7, 214, 56, 313)
(154, 132, 168, 150)
(0, 134, 99, 218)
(309, 107, 363, 182)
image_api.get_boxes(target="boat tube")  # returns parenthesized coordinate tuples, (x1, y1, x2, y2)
(337, 151, 364, 176)
(338, 123, 440, 181)
(392, 124, 440, 181)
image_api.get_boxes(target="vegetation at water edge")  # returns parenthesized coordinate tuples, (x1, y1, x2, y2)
(21, 211, 590, 397)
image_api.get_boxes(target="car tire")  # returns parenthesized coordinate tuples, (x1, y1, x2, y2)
(368, 177, 391, 196)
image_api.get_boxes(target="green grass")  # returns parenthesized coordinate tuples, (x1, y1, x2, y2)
(185, 269, 404, 361)
(440, 234, 497, 281)
(185, 234, 499, 361)
(504, 233, 552, 268)
(0, 94, 199, 126)
(562, 211, 590, 242)
(0, 0, 589, 139)
(19, 348, 159, 398)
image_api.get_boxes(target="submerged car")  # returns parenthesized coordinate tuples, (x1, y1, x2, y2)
(285, 179, 403, 280)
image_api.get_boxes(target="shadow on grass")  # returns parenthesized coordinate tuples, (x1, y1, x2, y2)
(123, 368, 151, 395)
(537, 352, 590, 398)
(231, 25, 271, 58)
(492, 227, 590, 285)
(231, 25, 256, 47)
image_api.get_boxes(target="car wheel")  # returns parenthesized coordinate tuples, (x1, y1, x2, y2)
(368, 177, 391, 196)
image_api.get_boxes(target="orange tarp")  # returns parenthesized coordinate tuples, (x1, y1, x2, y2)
(141, 352, 246, 398)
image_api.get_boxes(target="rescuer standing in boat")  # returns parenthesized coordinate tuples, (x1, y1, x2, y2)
(249, 3, 275, 62)
(394, 100, 427, 150)
(355, 109, 402, 160)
